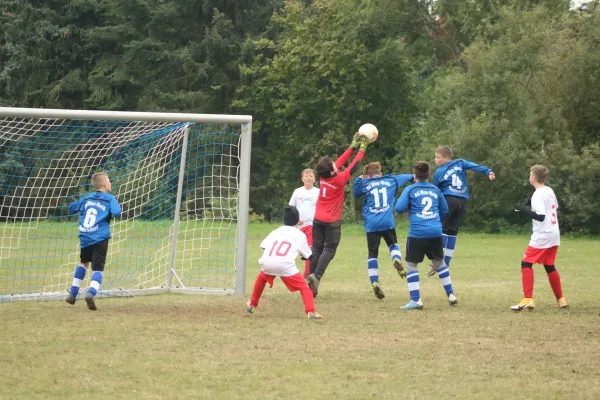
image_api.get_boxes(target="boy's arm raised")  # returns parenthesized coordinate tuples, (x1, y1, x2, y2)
(463, 160, 495, 180)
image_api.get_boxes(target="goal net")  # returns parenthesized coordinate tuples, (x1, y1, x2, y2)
(0, 108, 252, 302)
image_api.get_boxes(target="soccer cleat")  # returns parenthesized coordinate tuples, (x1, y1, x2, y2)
(307, 274, 320, 298)
(400, 299, 423, 310)
(372, 282, 385, 300)
(246, 300, 256, 313)
(308, 312, 324, 319)
(448, 293, 458, 306)
(510, 298, 535, 311)
(85, 293, 97, 311)
(557, 297, 569, 309)
(65, 293, 76, 305)
(427, 264, 437, 277)
(393, 259, 407, 279)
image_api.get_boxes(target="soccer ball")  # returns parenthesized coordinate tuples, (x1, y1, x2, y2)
(358, 123, 378, 143)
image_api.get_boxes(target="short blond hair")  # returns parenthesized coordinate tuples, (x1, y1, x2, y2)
(363, 162, 382, 178)
(435, 146, 453, 159)
(302, 168, 316, 177)
(91, 172, 109, 190)
(530, 165, 549, 183)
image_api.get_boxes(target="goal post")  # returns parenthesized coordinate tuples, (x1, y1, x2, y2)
(0, 107, 252, 302)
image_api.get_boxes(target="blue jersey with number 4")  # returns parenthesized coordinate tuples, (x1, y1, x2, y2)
(354, 174, 414, 233)
(395, 182, 448, 238)
(433, 158, 492, 199)
(68, 192, 122, 248)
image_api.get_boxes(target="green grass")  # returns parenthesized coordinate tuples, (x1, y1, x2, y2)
(2, 223, 600, 399)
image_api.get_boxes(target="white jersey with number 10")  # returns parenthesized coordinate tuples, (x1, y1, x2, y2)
(529, 186, 560, 249)
(259, 226, 312, 276)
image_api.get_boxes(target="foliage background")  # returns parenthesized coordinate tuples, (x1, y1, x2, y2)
(1, 0, 599, 233)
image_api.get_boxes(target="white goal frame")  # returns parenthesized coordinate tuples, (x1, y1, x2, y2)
(0, 107, 252, 301)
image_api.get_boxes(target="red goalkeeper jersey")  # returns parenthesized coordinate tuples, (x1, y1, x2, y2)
(314, 148, 364, 223)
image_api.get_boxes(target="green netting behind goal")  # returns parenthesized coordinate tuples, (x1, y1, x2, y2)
(0, 109, 251, 301)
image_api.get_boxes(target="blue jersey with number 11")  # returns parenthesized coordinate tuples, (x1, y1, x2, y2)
(354, 174, 414, 232)
(68, 192, 122, 248)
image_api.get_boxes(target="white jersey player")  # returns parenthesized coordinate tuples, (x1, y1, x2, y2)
(511, 165, 567, 311)
(288, 168, 319, 276)
(247, 206, 323, 319)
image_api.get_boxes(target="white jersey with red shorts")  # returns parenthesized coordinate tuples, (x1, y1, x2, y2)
(523, 186, 560, 265)
(259, 226, 312, 276)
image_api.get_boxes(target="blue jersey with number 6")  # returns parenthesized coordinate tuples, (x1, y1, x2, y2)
(433, 158, 492, 199)
(353, 174, 414, 233)
(68, 192, 122, 248)
(395, 182, 448, 238)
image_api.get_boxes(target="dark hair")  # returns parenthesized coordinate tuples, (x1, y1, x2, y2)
(283, 206, 300, 226)
(413, 161, 430, 181)
(316, 156, 334, 179)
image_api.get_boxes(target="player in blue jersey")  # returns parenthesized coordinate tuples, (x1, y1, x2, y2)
(65, 172, 122, 310)
(395, 161, 456, 310)
(353, 162, 413, 299)
(428, 146, 496, 276)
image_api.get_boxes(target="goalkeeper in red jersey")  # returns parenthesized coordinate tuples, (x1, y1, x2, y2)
(306, 134, 369, 297)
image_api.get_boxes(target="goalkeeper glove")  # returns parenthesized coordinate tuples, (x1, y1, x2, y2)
(350, 132, 361, 149)
(514, 204, 525, 213)
(358, 136, 369, 152)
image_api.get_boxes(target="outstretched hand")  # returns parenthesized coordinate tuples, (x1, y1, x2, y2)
(358, 136, 369, 153)
(489, 172, 496, 180)
(350, 132, 361, 149)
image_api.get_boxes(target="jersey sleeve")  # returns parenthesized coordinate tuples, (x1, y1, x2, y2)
(463, 160, 492, 176)
(392, 174, 414, 188)
(110, 196, 122, 217)
(395, 187, 410, 213)
(337, 151, 365, 185)
(530, 191, 546, 215)
(334, 148, 354, 169)
(68, 198, 82, 214)
(288, 189, 297, 207)
(353, 177, 365, 198)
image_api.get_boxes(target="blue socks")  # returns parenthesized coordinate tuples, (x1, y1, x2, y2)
(443, 234, 457, 267)
(87, 271, 103, 297)
(437, 266, 454, 296)
(69, 265, 87, 296)
(367, 258, 379, 284)
(406, 269, 420, 302)
(389, 243, 402, 264)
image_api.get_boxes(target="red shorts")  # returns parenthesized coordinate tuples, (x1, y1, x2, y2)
(522, 246, 558, 265)
(259, 271, 309, 292)
(300, 224, 313, 246)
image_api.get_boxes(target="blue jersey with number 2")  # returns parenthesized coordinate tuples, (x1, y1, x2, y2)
(68, 192, 122, 248)
(395, 182, 448, 239)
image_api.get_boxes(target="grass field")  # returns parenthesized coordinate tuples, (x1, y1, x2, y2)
(2, 223, 600, 399)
